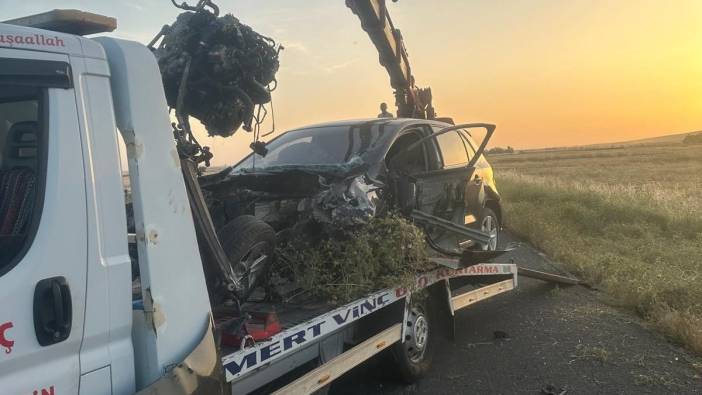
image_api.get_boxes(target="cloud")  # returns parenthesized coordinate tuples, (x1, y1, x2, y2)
(124, 1, 144, 11)
(281, 41, 309, 54)
(322, 58, 359, 73)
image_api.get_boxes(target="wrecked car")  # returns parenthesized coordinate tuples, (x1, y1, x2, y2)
(198, 118, 503, 302)
(139, 1, 502, 309)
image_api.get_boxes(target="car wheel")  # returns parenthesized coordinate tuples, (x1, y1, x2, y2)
(218, 215, 276, 301)
(388, 296, 435, 383)
(479, 207, 499, 251)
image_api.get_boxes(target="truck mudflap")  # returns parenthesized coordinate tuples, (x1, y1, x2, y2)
(223, 263, 517, 383)
(137, 315, 231, 395)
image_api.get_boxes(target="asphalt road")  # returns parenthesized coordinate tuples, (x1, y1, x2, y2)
(331, 233, 702, 395)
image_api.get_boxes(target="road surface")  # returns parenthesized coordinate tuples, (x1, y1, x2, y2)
(331, 233, 702, 394)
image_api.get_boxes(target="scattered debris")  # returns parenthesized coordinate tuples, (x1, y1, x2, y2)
(462, 341, 494, 349)
(518, 267, 580, 285)
(541, 384, 568, 395)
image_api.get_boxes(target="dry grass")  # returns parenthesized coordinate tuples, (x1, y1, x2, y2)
(490, 143, 702, 354)
(277, 214, 432, 304)
(573, 344, 611, 364)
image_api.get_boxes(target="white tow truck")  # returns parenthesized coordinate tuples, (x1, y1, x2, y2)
(0, 10, 519, 395)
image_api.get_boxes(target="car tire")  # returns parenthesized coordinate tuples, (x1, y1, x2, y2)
(218, 215, 276, 301)
(479, 206, 500, 251)
(388, 296, 436, 383)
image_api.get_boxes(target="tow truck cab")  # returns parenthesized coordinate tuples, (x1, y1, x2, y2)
(0, 11, 214, 394)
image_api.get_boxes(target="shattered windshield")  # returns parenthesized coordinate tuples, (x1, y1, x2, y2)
(232, 124, 390, 172)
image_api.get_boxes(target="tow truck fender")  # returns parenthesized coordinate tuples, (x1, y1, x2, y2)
(136, 315, 230, 395)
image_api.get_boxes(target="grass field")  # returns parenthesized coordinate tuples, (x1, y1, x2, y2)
(489, 142, 702, 354)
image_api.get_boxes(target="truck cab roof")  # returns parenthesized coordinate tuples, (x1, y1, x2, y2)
(0, 17, 107, 60)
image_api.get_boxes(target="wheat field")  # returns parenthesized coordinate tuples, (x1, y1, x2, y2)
(489, 143, 702, 354)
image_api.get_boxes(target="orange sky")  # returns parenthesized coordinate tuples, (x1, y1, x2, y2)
(9, 0, 702, 166)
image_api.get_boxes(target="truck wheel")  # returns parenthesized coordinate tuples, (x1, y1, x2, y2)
(479, 207, 499, 251)
(218, 215, 275, 301)
(389, 296, 435, 383)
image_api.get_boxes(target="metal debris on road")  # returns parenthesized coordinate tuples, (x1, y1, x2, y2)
(518, 267, 580, 285)
(541, 384, 568, 395)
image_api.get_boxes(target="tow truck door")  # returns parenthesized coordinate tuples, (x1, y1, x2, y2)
(0, 49, 88, 395)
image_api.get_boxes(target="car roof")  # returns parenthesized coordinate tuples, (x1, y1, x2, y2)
(223, 117, 457, 175)
(287, 117, 452, 132)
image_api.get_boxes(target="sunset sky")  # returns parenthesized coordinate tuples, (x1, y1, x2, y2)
(6, 0, 702, 166)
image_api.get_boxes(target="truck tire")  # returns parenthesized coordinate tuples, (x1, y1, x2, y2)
(478, 206, 499, 251)
(389, 296, 435, 383)
(218, 215, 275, 301)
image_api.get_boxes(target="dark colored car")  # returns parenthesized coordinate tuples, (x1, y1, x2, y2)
(199, 118, 502, 300)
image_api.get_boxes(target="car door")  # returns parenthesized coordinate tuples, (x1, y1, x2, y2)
(391, 124, 473, 252)
(387, 123, 495, 251)
(458, 128, 498, 194)
(0, 49, 88, 395)
(414, 126, 475, 220)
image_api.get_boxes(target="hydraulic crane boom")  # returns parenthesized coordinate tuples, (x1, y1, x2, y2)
(346, 0, 436, 119)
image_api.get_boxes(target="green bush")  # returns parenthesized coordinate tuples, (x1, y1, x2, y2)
(276, 214, 432, 304)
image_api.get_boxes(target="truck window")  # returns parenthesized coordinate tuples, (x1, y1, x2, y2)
(435, 130, 469, 168)
(0, 86, 44, 275)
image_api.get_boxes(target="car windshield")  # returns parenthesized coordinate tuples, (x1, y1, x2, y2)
(233, 124, 388, 172)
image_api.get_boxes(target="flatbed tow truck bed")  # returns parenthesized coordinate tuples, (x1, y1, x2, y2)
(223, 262, 518, 394)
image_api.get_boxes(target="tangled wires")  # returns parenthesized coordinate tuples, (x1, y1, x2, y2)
(150, 0, 282, 154)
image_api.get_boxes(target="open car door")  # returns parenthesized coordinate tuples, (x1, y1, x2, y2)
(389, 123, 496, 253)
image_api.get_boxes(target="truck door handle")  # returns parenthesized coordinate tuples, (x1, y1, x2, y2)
(33, 277, 72, 346)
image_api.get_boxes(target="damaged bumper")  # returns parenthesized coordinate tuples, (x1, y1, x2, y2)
(205, 159, 384, 228)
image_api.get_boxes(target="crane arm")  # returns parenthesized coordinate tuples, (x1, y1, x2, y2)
(346, 0, 435, 119)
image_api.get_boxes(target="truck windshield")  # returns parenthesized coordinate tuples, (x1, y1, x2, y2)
(232, 124, 386, 172)
(0, 86, 42, 273)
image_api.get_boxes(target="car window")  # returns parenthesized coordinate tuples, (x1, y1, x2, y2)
(233, 124, 387, 171)
(435, 130, 469, 168)
(386, 130, 428, 174)
(0, 86, 44, 274)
